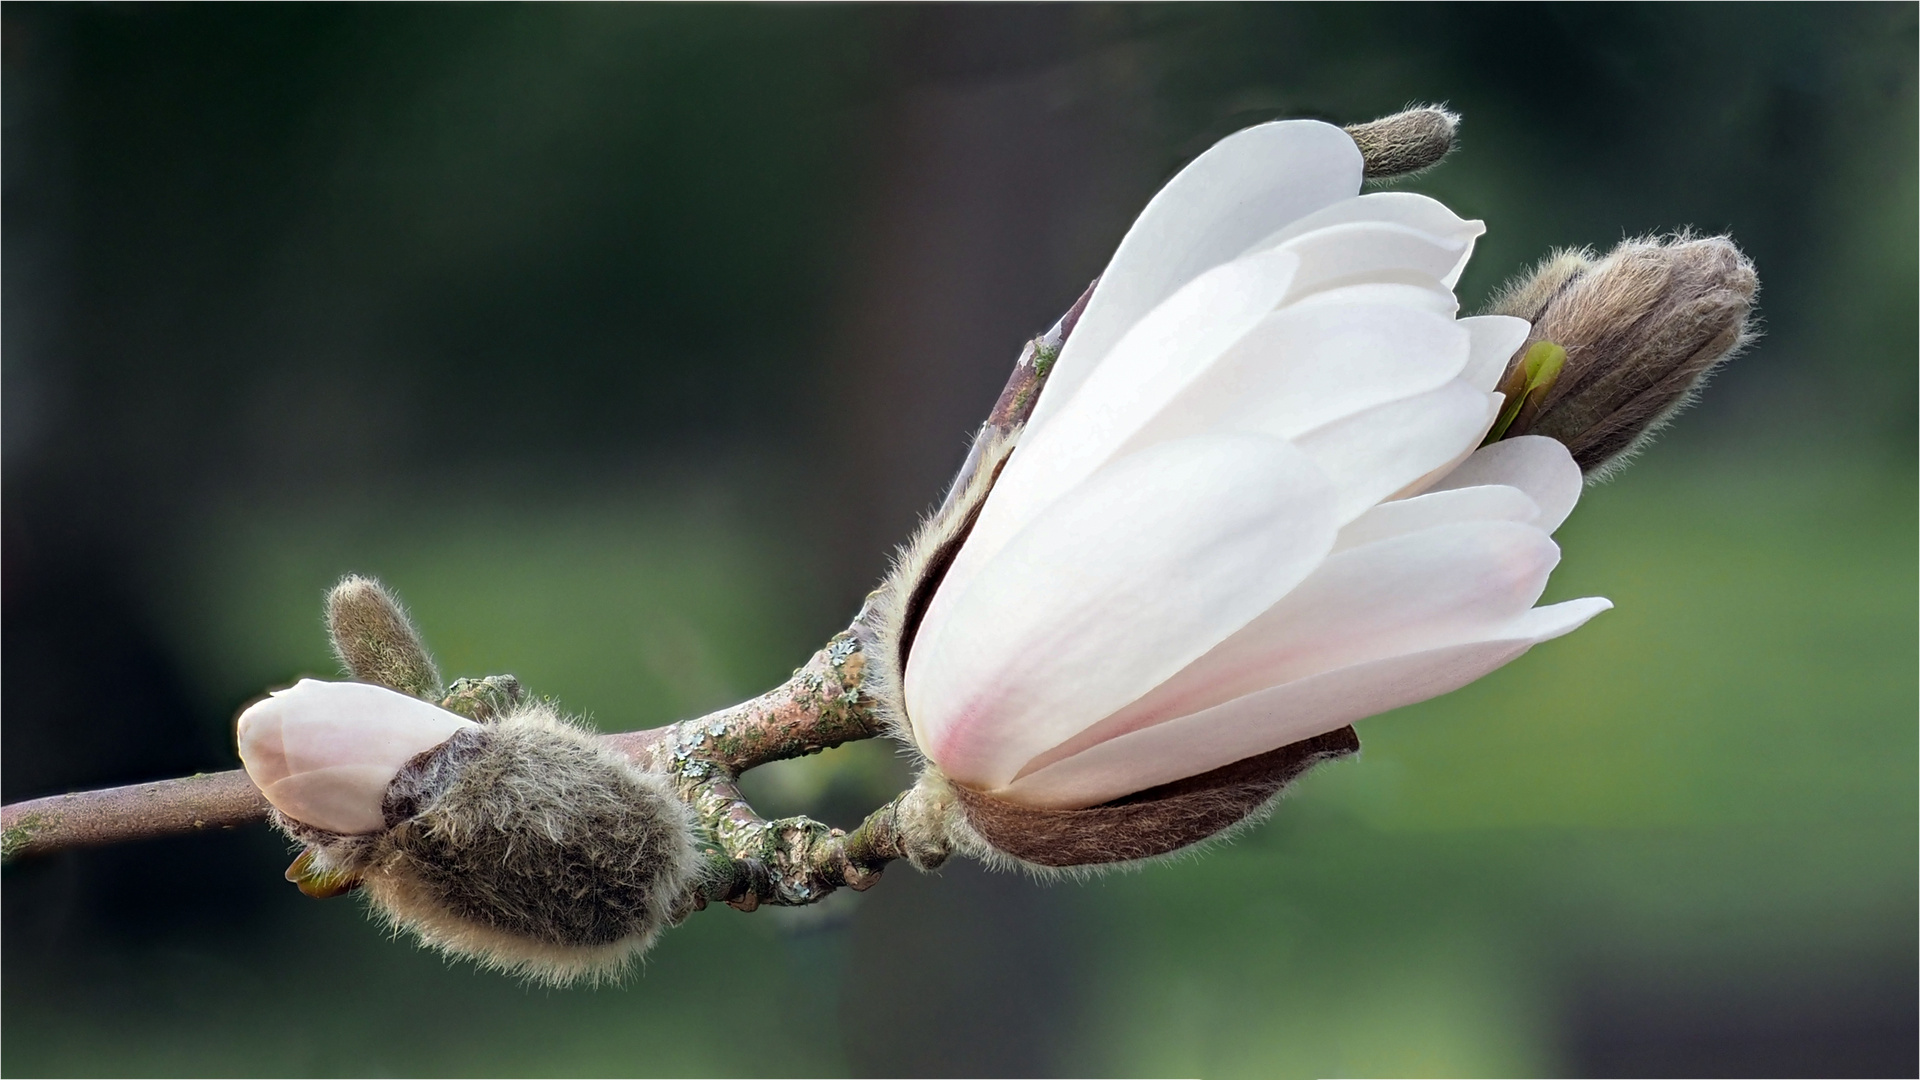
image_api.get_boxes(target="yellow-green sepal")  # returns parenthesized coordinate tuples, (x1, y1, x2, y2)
(285, 848, 360, 899)
(1485, 340, 1568, 444)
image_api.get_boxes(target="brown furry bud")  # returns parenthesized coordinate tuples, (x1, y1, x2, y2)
(325, 576, 442, 699)
(1485, 234, 1758, 476)
(277, 705, 698, 985)
(901, 729, 1359, 875)
(1345, 106, 1460, 179)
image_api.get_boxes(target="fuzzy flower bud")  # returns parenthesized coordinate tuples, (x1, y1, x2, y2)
(326, 575, 442, 699)
(1484, 233, 1758, 475)
(238, 678, 697, 984)
(1344, 105, 1460, 179)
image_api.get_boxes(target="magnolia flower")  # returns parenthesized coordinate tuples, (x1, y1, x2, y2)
(237, 679, 477, 833)
(899, 119, 1611, 812)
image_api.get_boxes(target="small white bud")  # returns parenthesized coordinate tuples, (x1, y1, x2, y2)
(236, 679, 477, 835)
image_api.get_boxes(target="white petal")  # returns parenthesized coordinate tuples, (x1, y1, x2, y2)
(936, 248, 1300, 609)
(998, 597, 1612, 809)
(1028, 120, 1362, 436)
(1426, 435, 1583, 533)
(1019, 520, 1560, 775)
(1391, 414, 1499, 505)
(1459, 316, 1532, 392)
(905, 434, 1337, 791)
(1275, 221, 1479, 305)
(1115, 303, 1472, 450)
(1286, 279, 1458, 317)
(237, 679, 478, 834)
(1293, 379, 1500, 523)
(1247, 191, 1484, 288)
(1335, 484, 1541, 552)
(264, 767, 406, 837)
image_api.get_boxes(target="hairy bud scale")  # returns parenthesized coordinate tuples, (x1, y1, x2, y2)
(240, 678, 697, 985)
(1486, 234, 1758, 475)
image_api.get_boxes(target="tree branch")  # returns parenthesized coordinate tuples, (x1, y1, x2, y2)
(2, 772, 268, 859)
(1, 108, 1460, 905)
(0, 286, 1082, 884)
(1, 633, 876, 851)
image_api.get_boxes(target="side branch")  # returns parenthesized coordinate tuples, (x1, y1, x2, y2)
(1, 633, 896, 873)
(626, 634, 941, 910)
(3, 772, 269, 859)
(620, 632, 882, 775)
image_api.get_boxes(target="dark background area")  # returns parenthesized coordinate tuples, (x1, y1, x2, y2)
(4, 4, 1915, 1076)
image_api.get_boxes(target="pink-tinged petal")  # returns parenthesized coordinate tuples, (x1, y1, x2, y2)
(1247, 191, 1484, 287)
(1019, 520, 1560, 776)
(1293, 379, 1500, 523)
(1426, 435, 1583, 533)
(932, 248, 1300, 613)
(1029, 121, 1362, 436)
(264, 766, 403, 835)
(1459, 316, 1532, 392)
(236, 705, 291, 789)
(236, 680, 478, 834)
(1334, 484, 1541, 552)
(905, 434, 1337, 791)
(1116, 302, 1472, 450)
(998, 597, 1613, 809)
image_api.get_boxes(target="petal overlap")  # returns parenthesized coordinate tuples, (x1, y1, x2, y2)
(237, 679, 477, 833)
(997, 598, 1612, 809)
(901, 120, 1611, 810)
(1029, 120, 1362, 437)
(906, 433, 1337, 790)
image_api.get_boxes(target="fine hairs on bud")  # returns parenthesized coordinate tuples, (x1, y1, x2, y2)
(904, 730, 1359, 879)
(281, 704, 698, 985)
(1344, 105, 1460, 180)
(326, 576, 442, 700)
(1486, 233, 1759, 477)
(867, 425, 1022, 761)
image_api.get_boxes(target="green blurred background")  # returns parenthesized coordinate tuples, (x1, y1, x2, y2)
(3, 4, 1914, 1076)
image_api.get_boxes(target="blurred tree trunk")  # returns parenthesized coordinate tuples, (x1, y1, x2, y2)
(814, 10, 1154, 1075)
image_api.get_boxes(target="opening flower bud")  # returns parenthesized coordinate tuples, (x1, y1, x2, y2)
(1485, 233, 1758, 474)
(236, 679, 477, 834)
(241, 677, 697, 984)
(873, 119, 1611, 868)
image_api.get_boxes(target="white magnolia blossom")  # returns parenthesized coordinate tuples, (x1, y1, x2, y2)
(903, 120, 1611, 811)
(237, 679, 477, 834)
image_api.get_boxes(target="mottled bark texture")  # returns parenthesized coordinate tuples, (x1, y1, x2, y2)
(630, 633, 926, 912)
